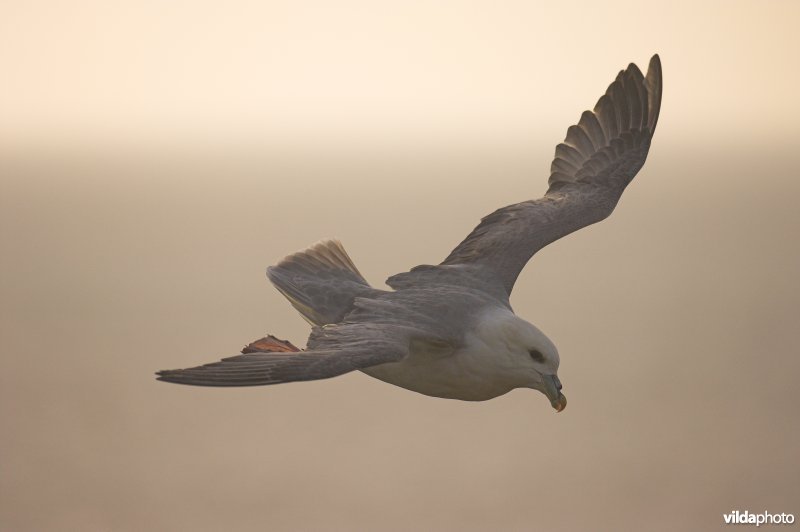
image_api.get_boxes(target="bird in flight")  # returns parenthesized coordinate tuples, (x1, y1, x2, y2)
(158, 55, 663, 412)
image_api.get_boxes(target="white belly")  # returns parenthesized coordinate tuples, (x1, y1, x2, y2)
(360, 334, 524, 401)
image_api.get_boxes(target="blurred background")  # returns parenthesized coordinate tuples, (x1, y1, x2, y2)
(1, 1, 799, 530)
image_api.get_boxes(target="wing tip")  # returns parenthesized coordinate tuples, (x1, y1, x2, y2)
(649, 53, 662, 71)
(155, 370, 185, 384)
(155, 367, 277, 387)
(645, 53, 663, 133)
(549, 53, 663, 184)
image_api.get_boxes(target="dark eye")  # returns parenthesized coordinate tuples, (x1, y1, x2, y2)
(529, 349, 545, 363)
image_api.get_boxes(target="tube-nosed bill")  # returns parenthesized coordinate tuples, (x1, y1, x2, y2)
(542, 374, 567, 412)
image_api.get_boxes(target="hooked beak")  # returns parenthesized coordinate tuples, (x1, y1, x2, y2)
(542, 374, 567, 413)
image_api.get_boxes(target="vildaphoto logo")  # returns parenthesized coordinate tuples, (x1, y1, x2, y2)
(723, 510, 795, 526)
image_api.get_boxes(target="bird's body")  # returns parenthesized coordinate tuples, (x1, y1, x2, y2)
(363, 306, 557, 402)
(158, 54, 663, 412)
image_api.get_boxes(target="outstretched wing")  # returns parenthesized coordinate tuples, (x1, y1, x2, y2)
(156, 324, 409, 387)
(442, 54, 662, 295)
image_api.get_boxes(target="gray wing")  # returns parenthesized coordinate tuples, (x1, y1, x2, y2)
(156, 323, 410, 387)
(442, 54, 662, 295)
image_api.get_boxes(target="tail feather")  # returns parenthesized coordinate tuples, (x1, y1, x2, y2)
(267, 240, 376, 326)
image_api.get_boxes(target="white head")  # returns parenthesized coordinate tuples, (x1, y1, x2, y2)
(475, 308, 567, 411)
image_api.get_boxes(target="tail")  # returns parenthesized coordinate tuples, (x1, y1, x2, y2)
(267, 240, 377, 326)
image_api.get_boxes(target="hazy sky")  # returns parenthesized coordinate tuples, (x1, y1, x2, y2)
(1, 0, 798, 150)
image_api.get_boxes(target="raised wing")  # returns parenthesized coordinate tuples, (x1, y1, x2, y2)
(156, 323, 409, 387)
(442, 54, 662, 295)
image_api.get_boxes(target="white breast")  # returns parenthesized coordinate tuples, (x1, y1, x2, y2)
(361, 308, 529, 401)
